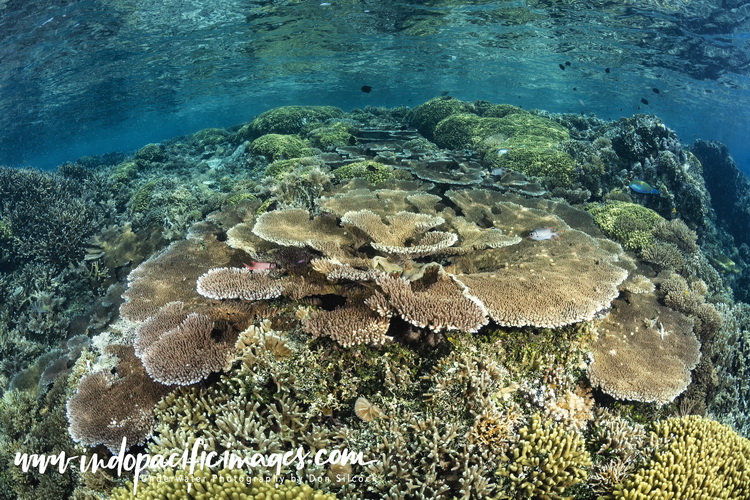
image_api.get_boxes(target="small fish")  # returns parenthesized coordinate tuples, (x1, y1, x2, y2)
(496, 148, 509, 156)
(565, 61, 571, 66)
(491, 167, 507, 176)
(629, 180, 659, 194)
(360, 85, 372, 93)
(652, 87, 660, 94)
(605, 67, 610, 73)
(243, 261, 278, 272)
(559, 64, 566, 71)
(641, 97, 649, 105)
(528, 227, 562, 241)
(440, 90, 450, 96)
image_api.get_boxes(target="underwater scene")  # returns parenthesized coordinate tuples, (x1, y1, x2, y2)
(2, 1, 750, 499)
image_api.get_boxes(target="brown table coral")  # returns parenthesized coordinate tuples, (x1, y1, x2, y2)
(587, 293, 701, 404)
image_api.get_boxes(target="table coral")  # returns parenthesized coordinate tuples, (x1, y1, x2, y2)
(66, 345, 171, 452)
(587, 293, 700, 404)
(133, 301, 237, 385)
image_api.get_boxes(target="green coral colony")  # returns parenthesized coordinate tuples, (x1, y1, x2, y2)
(2, 97, 750, 499)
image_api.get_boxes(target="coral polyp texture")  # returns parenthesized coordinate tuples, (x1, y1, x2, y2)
(497, 413, 592, 499)
(133, 301, 236, 385)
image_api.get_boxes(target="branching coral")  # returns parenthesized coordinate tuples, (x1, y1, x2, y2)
(587, 201, 664, 252)
(497, 413, 591, 499)
(609, 416, 750, 499)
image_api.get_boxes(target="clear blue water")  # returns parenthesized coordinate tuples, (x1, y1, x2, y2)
(1, 0, 749, 172)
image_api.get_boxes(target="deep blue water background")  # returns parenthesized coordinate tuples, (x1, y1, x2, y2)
(1, 0, 749, 173)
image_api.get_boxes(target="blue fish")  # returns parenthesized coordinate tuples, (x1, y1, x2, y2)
(629, 180, 659, 194)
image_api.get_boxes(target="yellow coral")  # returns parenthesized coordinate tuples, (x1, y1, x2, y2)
(497, 414, 591, 499)
(609, 415, 750, 499)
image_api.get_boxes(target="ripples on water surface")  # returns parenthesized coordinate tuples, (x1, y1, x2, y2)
(0, 0, 748, 170)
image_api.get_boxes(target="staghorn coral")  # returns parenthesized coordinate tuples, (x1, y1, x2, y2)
(0, 377, 79, 500)
(587, 293, 701, 404)
(497, 413, 591, 499)
(609, 415, 750, 499)
(66, 344, 172, 452)
(0, 166, 116, 270)
(588, 408, 648, 462)
(710, 302, 750, 437)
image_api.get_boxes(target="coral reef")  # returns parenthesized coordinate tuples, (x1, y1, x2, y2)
(3, 97, 749, 500)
